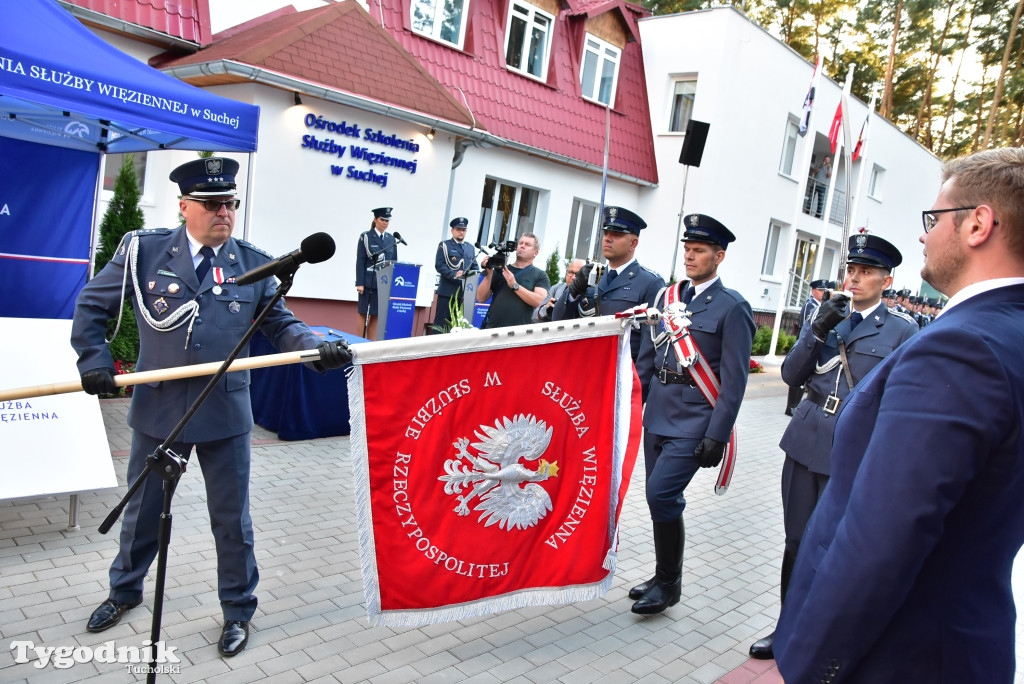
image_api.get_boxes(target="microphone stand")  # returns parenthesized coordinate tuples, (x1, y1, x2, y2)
(98, 265, 304, 684)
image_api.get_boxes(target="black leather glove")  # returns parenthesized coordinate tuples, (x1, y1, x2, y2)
(81, 368, 118, 396)
(694, 437, 726, 469)
(568, 262, 594, 298)
(811, 292, 850, 340)
(312, 339, 352, 372)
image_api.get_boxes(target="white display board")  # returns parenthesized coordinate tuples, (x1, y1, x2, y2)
(0, 318, 117, 499)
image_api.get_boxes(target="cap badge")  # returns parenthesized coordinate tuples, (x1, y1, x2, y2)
(608, 207, 618, 220)
(205, 158, 223, 175)
(856, 234, 868, 248)
(689, 215, 700, 227)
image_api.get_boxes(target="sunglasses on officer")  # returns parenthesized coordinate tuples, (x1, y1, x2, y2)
(185, 197, 241, 212)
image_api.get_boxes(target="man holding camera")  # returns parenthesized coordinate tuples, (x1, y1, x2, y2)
(476, 233, 550, 328)
(748, 233, 916, 661)
(534, 258, 585, 322)
(552, 206, 664, 359)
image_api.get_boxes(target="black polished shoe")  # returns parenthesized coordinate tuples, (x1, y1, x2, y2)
(628, 577, 656, 600)
(630, 579, 681, 615)
(218, 620, 249, 657)
(86, 598, 142, 633)
(749, 631, 775, 659)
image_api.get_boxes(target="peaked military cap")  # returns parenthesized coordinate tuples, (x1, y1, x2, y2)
(897, 288, 912, 297)
(810, 279, 829, 290)
(450, 217, 468, 228)
(883, 288, 897, 298)
(372, 207, 393, 219)
(847, 233, 902, 270)
(682, 213, 736, 249)
(170, 157, 239, 197)
(602, 206, 646, 235)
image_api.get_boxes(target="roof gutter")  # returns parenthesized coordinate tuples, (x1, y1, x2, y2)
(162, 60, 657, 188)
(58, 2, 201, 53)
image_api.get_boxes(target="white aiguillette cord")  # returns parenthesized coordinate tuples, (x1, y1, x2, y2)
(105, 235, 200, 349)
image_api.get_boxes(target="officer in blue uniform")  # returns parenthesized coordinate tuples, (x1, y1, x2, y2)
(786, 278, 831, 416)
(71, 158, 350, 657)
(630, 214, 755, 615)
(749, 233, 916, 660)
(355, 207, 400, 339)
(432, 216, 477, 332)
(552, 206, 664, 359)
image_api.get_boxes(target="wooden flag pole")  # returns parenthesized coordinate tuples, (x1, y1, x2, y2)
(0, 349, 321, 403)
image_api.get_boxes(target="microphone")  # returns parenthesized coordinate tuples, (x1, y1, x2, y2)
(393, 232, 408, 246)
(235, 232, 336, 285)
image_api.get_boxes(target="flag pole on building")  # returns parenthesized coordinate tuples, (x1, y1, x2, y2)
(767, 54, 824, 359)
(845, 85, 878, 267)
(810, 66, 854, 283)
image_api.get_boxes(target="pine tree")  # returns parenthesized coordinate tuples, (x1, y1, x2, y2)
(545, 246, 561, 287)
(95, 155, 144, 385)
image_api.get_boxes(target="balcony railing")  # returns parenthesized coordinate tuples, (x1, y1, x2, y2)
(803, 177, 846, 226)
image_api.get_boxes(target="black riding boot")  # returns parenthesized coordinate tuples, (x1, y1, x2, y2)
(749, 547, 798, 659)
(631, 518, 684, 615)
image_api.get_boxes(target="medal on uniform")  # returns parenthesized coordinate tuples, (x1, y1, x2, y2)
(228, 301, 241, 314)
(148, 281, 156, 291)
(168, 283, 179, 294)
(212, 267, 226, 295)
(153, 297, 169, 315)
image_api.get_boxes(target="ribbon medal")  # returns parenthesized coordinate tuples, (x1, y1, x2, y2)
(212, 267, 226, 295)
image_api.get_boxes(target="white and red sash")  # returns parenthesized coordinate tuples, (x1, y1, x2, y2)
(661, 282, 737, 494)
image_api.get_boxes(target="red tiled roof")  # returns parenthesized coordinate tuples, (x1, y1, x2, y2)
(381, 0, 658, 184)
(158, 2, 477, 129)
(63, 0, 210, 45)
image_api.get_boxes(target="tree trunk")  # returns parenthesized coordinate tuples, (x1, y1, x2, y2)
(914, 0, 954, 148)
(880, 0, 904, 119)
(981, 0, 1024, 147)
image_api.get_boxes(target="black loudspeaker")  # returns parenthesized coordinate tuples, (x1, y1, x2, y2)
(678, 119, 710, 167)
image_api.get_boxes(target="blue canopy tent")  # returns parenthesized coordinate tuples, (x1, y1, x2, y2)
(0, 0, 260, 318)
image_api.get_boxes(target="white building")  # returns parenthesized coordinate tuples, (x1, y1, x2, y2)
(637, 6, 942, 322)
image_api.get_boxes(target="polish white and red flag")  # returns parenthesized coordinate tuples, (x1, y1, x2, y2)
(828, 103, 843, 155)
(348, 318, 642, 627)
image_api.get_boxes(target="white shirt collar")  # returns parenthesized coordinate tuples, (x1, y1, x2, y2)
(185, 232, 221, 260)
(935, 277, 1024, 319)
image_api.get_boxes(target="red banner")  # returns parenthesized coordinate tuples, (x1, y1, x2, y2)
(349, 321, 641, 626)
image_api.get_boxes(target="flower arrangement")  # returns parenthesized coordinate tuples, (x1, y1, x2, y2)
(749, 359, 764, 374)
(114, 359, 135, 397)
(430, 295, 475, 333)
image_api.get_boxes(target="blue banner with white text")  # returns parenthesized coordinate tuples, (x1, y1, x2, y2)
(384, 262, 420, 339)
(0, 137, 98, 319)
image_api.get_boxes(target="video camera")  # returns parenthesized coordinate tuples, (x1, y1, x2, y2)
(482, 240, 517, 270)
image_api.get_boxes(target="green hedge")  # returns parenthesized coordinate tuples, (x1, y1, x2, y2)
(751, 324, 796, 356)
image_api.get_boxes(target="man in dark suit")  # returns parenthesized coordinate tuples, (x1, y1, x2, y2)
(630, 214, 755, 614)
(749, 233, 917, 660)
(785, 278, 830, 416)
(774, 147, 1024, 682)
(432, 216, 477, 332)
(72, 158, 349, 657)
(552, 206, 664, 359)
(355, 206, 399, 339)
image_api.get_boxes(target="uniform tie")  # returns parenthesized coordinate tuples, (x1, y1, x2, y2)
(606, 268, 618, 284)
(849, 311, 863, 329)
(195, 245, 215, 284)
(683, 285, 696, 304)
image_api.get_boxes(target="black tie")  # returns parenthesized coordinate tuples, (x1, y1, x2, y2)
(195, 246, 215, 283)
(849, 311, 863, 329)
(606, 268, 618, 284)
(683, 286, 695, 304)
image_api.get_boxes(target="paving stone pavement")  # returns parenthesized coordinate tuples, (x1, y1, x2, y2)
(0, 362, 1021, 683)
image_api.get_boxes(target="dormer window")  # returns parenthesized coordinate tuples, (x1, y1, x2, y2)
(580, 35, 620, 106)
(411, 0, 470, 48)
(505, 1, 554, 81)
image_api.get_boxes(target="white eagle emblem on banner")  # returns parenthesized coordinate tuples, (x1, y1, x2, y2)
(439, 414, 558, 530)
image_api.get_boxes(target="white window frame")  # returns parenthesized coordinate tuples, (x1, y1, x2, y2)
(761, 221, 783, 276)
(580, 34, 620, 106)
(668, 78, 696, 133)
(504, 0, 554, 81)
(410, 0, 470, 49)
(479, 177, 541, 246)
(566, 198, 601, 260)
(779, 118, 799, 177)
(868, 164, 885, 200)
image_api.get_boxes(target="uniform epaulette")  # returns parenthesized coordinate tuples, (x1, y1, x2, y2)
(887, 307, 917, 325)
(131, 228, 172, 238)
(234, 238, 273, 259)
(640, 264, 663, 278)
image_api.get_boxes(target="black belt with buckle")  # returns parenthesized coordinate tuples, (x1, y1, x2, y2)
(805, 388, 842, 415)
(656, 368, 697, 386)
